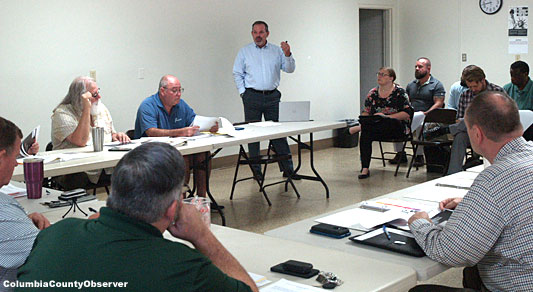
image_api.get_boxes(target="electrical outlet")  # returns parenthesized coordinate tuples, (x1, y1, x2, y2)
(515, 55, 521, 61)
(461, 53, 467, 62)
(90, 70, 96, 81)
(138, 68, 145, 79)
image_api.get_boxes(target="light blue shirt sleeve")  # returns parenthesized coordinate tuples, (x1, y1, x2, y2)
(447, 81, 467, 110)
(233, 43, 295, 94)
(0, 194, 39, 269)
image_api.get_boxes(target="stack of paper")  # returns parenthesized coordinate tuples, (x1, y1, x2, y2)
(316, 198, 440, 232)
(0, 183, 27, 198)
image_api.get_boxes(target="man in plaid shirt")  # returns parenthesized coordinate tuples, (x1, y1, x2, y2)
(424, 66, 504, 174)
(409, 91, 533, 291)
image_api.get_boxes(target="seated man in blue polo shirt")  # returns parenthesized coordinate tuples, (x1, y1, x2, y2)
(134, 75, 218, 198)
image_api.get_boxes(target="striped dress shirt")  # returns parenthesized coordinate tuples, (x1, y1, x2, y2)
(410, 137, 533, 291)
(0, 194, 39, 291)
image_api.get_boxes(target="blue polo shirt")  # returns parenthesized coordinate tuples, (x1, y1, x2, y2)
(134, 92, 196, 138)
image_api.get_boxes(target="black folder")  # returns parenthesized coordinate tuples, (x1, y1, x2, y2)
(349, 227, 425, 257)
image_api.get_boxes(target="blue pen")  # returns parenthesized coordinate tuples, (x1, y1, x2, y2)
(382, 225, 391, 241)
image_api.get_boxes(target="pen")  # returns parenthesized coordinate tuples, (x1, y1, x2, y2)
(435, 183, 470, 190)
(382, 225, 391, 241)
(88, 207, 98, 213)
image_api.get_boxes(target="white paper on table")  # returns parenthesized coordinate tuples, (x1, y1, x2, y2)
(248, 272, 271, 287)
(315, 205, 412, 231)
(435, 176, 475, 188)
(250, 121, 282, 127)
(192, 115, 220, 131)
(403, 188, 468, 203)
(0, 183, 27, 198)
(260, 279, 323, 292)
(217, 117, 240, 137)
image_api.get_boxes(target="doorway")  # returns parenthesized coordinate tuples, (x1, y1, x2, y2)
(359, 9, 391, 111)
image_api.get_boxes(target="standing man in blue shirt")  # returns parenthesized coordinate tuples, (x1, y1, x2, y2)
(233, 20, 298, 180)
(134, 75, 218, 198)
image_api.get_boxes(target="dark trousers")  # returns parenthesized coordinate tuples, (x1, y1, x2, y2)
(55, 171, 111, 191)
(409, 266, 487, 292)
(242, 88, 293, 173)
(359, 117, 406, 169)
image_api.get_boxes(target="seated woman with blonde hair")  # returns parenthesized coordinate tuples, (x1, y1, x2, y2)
(349, 67, 414, 179)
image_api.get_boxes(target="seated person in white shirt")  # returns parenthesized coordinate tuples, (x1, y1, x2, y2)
(51, 76, 130, 190)
(0, 117, 50, 292)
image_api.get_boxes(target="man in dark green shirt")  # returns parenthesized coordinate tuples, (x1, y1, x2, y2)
(17, 143, 257, 292)
(504, 60, 533, 110)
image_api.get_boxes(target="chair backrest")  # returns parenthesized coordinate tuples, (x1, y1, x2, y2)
(46, 141, 53, 151)
(423, 108, 457, 125)
(126, 129, 135, 140)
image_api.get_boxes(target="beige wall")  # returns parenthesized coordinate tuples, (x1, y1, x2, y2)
(397, 0, 530, 94)
(1, 0, 529, 155)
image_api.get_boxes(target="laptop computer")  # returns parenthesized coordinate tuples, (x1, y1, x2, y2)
(279, 101, 311, 122)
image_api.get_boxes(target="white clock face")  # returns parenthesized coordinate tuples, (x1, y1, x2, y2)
(480, 0, 502, 15)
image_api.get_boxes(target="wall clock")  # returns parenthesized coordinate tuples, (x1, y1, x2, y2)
(479, 0, 502, 15)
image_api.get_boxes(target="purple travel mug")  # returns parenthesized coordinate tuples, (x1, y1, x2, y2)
(23, 158, 44, 199)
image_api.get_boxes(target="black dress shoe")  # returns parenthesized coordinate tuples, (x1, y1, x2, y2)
(358, 171, 370, 179)
(423, 126, 450, 141)
(389, 151, 407, 164)
(413, 155, 425, 167)
(283, 171, 301, 180)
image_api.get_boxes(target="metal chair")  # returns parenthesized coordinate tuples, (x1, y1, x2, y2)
(406, 109, 457, 178)
(230, 141, 300, 206)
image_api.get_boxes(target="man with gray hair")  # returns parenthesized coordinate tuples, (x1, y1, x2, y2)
(408, 91, 533, 291)
(17, 143, 257, 292)
(0, 117, 50, 292)
(51, 76, 130, 189)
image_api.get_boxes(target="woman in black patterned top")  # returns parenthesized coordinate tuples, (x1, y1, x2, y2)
(349, 67, 414, 179)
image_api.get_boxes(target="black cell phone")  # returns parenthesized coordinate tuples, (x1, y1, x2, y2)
(270, 260, 319, 278)
(310, 223, 351, 239)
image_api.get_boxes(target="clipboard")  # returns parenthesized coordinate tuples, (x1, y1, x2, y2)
(349, 227, 425, 257)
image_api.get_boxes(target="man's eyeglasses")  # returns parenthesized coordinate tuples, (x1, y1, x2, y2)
(165, 87, 185, 94)
(376, 73, 389, 77)
(92, 88, 101, 98)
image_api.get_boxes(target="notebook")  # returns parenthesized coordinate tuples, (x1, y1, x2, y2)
(279, 101, 310, 122)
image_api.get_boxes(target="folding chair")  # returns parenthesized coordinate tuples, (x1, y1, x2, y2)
(406, 109, 457, 178)
(230, 141, 300, 206)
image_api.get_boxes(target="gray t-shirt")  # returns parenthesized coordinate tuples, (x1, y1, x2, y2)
(406, 76, 446, 112)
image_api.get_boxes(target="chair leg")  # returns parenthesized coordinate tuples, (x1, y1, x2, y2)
(379, 142, 386, 167)
(406, 144, 419, 178)
(394, 140, 408, 176)
(104, 186, 109, 195)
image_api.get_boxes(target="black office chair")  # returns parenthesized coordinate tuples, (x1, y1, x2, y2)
(406, 109, 457, 177)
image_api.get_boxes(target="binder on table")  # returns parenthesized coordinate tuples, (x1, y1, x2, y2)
(349, 227, 425, 257)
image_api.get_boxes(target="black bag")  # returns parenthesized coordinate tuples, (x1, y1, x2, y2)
(424, 145, 450, 173)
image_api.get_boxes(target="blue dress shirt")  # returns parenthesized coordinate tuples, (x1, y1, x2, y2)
(134, 92, 196, 139)
(233, 42, 295, 94)
(447, 81, 468, 110)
